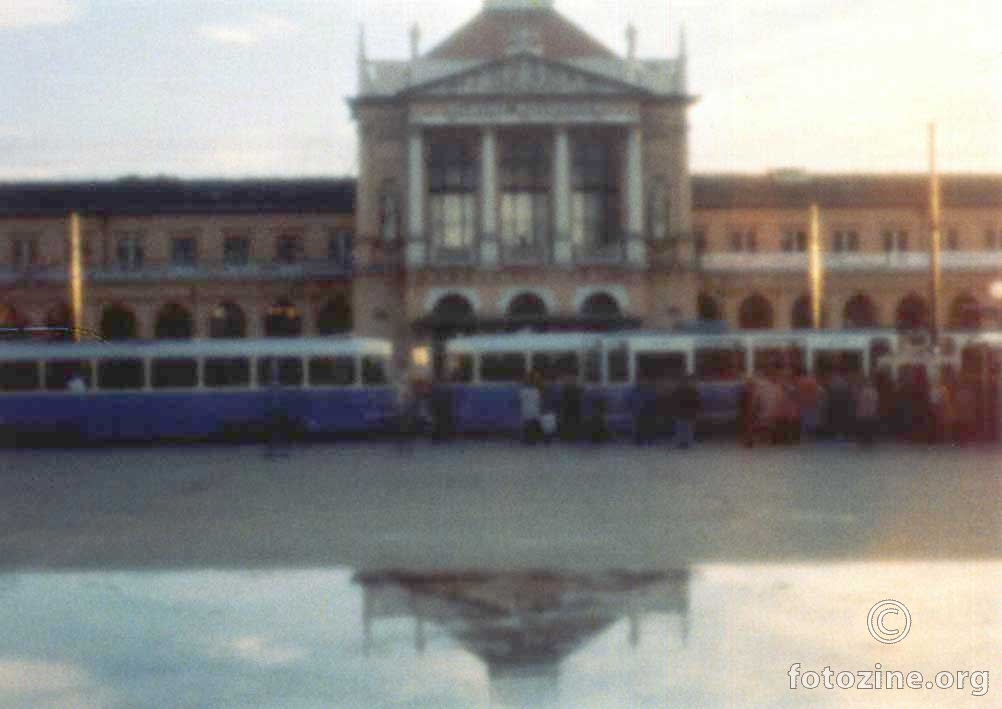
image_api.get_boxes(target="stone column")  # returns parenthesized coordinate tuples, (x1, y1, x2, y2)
(553, 127, 572, 266)
(407, 128, 426, 267)
(480, 128, 498, 268)
(625, 125, 647, 266)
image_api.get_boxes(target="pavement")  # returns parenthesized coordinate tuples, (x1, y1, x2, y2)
(0, 440, 998, 571)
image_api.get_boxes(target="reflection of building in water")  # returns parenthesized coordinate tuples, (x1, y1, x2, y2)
(355, 569, 690, 707)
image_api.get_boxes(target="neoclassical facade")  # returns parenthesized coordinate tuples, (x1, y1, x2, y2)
(3, 1, 1002, 353)
(351, 0, 698, 357)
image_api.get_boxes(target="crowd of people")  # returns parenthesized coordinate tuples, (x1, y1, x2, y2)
(399, 363, 997, 448)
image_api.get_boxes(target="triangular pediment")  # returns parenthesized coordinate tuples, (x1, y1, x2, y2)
(407, 54, 649, 98)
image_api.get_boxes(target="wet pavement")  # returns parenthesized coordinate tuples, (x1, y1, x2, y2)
(0, 442, 999, 707)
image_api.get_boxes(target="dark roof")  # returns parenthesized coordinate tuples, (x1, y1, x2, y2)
(427, 5, 615, 61)
(693, 173, 1002, 211)
(0, 178, 355, 218)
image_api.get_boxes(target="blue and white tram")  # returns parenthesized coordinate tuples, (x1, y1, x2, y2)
(442, 332, 608, 434)
(0, 337, 397, 444)
(444, 329, 898, 435)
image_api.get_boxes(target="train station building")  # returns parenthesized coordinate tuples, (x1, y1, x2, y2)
(2, 0, 1002, 356)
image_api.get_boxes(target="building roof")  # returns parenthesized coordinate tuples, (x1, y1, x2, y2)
(692, 173, 1002, 211)
(427, 1, 615, 61)
(356, 0, 686, 100)
(0, 178, 355, 218)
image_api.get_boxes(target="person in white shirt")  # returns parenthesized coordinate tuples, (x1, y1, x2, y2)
(67, 373, 87, 393)
(520, 376, 542, 444)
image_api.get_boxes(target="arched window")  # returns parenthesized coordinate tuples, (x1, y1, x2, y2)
(948, 293, 981, 331)
(316, 294, 353, 335)
(791, 295, 827, 329)
(738, 294, 774, 330)
(264, 299, 302, 338)
(580, 292, 621, 319)
(697, 293, 722, 322)
(100, 304, 138, 341)
(432, 294, 475, 322)
(843, 293, 878, 329)
(506, 292, 548, 320)
(45, 302, 74, 341)
(155, 303, 193, 340)
(210, 302, 247, 339)
(896, 294, 929, 331)
(0, 303, 29, 339)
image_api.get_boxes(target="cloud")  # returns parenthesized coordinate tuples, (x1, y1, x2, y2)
(198, 12, 298, 46)
(213, 636, 308, 668)
(0, 0, 77, 29)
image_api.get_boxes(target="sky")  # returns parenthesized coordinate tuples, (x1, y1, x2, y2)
(1, 0, 1000, 180)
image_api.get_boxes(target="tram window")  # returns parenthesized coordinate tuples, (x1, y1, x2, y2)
(152, 359, 198, 389)
(45, 360, 92, 391)
(362, 356, 389, 386)
(695, 349, 745, 380)
(480, 353, 526, 383)
(257, 357, 304, 387)
(531, 351, 579, 382)
(635, 353, 687, 382)
(607, 345, 629, 384)
(814, 351, 863, 377)
(753, 348, 798, 375)
(309, 357, 356, 387)
(584, 349, 602, 384)
(204, 358, 250, 388)
(446, 353, 474, 383)
(0, 361, 40, 392)
(97, 359, 145, 390)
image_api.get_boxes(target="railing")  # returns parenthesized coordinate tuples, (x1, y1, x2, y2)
(700, 251, 1002, 273)
(501, 240, 547, 266)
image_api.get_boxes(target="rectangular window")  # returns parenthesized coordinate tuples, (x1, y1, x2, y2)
(531, 351, 579, 382)
(500, 136, 550, 248)
(10, 236, 39, 270)
(362, 356, 389, 386)
(152, 358, 198, 389)
(446, 353, 474, 383)
(695, 349, 746, 380)
(257, 357, 304, 387)
(328, 230, 353, 268)
(428, 140, 478, 251)
(275, 235, 302, 264)
(883, 229, 908, 252)
(97, 359, 145, 390)
(781, 229, 807, 253)
(0, 361, 40, 392)
(607, 345, 630, 384)
(571, 135, 620, 248)
(692, 228, 707, 255)
(223, 235, 251, 266)
(636, 353, 687, 381)
(115, 234, 144, 270)
(45, 360, 92, 391)
(480, 353, 527, 383)
(204, 358, 250, 388)
(832, 230, 860, 252)
(170, 236, 198, 267)
(729, 229, 757, 253)
(308, 357, 356, 387)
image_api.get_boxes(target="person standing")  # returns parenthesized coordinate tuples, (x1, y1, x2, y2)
(520, 375, 543, 444)
(673, 376, 701, 449)
(856, 377, 880, 445)
(795, 367, 822, 443)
